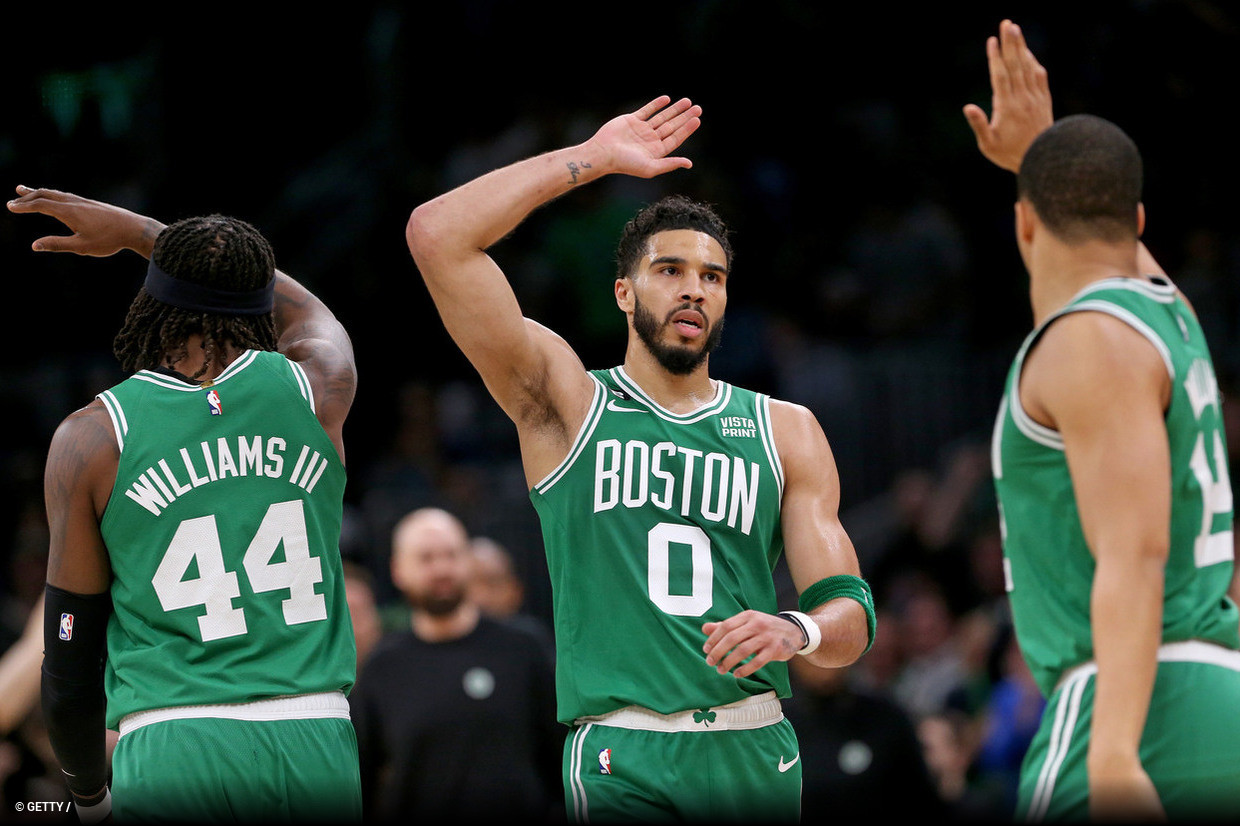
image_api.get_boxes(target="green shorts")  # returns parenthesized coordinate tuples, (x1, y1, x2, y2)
(1016, 641, 1240, 821)
(111, 694, 362, 823)
(564, 692, 801, 823)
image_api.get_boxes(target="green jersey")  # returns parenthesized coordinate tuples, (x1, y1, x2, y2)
(992, 276, 1240, 697)
(96, 349, 356, 728)
(530, 367, 789, 724)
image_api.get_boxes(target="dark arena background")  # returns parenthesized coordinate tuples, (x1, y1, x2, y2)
(3, 1, 1240, 819)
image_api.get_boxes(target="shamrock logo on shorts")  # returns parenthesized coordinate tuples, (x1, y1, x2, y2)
(693, 709, 717, 727)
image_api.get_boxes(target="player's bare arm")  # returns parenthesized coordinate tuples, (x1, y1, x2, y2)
(701, 401, 870, 677)
(271, 275, 357, 462)
(40, 401, 116, 809)
(1023, 312, 1170, 820)
(8, 185, 357, 461)
(770, 401, 870, 665)
(7, 185, 164, 257)
(44, 402, 117, 596)
(405, 96, 702, 485)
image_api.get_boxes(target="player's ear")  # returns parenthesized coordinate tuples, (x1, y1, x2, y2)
(1136, 202, 1145, 238)
(1015, 199, 1036, 246)
(615, 277, 634, 313)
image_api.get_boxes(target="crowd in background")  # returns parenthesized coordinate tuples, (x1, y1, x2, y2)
(5, 1, 1240, 820)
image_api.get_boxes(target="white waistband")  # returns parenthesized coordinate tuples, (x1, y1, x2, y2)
(573, 691, 783, 733)
(1055, 639, 1240, 693)
(117, 691, 351, 738)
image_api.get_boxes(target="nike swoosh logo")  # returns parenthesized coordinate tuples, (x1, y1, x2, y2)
(777, 754, 800, 773)
(606, 399, 644, 413)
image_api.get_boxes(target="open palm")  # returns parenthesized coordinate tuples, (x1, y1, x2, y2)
(962, 20, 1053, 172)
(589, 95, 703, 179)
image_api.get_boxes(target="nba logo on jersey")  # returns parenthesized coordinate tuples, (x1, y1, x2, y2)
(598, 748, 612, 774)
(59, 613, 73, 641)
(206, 389, 223, 416)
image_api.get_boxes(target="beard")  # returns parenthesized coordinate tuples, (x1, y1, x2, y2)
(632, 296, 724, 376)
(409, 583, 467, 617)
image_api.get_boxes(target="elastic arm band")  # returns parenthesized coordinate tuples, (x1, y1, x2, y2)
(41, 584, 111, 798)
(798, 574, 877, 654)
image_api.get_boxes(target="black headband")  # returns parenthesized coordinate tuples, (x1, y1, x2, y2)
(143, 261, 275, 315)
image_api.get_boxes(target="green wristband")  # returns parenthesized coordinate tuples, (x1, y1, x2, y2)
(797, 574, 876, 654)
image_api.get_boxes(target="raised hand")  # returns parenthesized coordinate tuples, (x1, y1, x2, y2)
(963, 20, 1054, 172)
(6, 185, 164, 258)
(585, 95, 703, 179)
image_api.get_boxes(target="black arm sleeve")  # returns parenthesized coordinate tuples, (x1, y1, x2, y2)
(40, 583, 111, 798)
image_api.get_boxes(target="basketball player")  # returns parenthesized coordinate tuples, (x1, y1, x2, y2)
(405, 97, 875, 822)
(965, 21, 1240, 821)
(8, 186, 362, 822)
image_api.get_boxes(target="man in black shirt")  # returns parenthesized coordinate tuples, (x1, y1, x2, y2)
(349, 507, 561, 821)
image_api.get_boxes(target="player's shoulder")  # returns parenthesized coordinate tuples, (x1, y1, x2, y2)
(1037, 305, 1168, 377)
(278, 336, 357, 397)
(49, 398, 116, 454)
(1029, 307, 1172, 419)
(765, 396, 823, 435)
(762, 396, 839, 481)
(45, 399, 118, 488)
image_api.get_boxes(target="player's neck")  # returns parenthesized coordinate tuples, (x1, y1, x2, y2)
(1028, 238, 1142, 326)
(411, 602, 480, 643)
(162, 335, 243, 384)
(622, 347, 717, 415)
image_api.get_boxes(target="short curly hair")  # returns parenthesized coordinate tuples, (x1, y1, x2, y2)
(614, 195, 734, 280)
(112, 214, 278, 378)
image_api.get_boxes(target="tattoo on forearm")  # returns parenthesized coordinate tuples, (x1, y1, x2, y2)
(566, 161, 592, 184)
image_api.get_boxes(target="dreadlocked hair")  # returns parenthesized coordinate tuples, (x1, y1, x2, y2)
(112, 214, 278, 378)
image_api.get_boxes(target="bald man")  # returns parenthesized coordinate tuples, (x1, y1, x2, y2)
(349, 508, 562, 820)
(389, 509, 480, 638)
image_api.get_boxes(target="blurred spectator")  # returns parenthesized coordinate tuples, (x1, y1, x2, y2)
(784, 656, 944, 820)
(349, 507, 562, 821)
(0, 590, 60, 817)
(973, 625, 1044, 814)
(888, 575, 973, 719)
(0, 595, 42, 738)
(342, 561, 383, 678)
(917, 709, 1008, 821)
(467, 536, 525, 620)
(359, 380, 449, 604)
(848, 607, 904, 694)
(468, 534, 555, 648)
(0, 593, 103, 820)
(850, 440, 994, 616)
